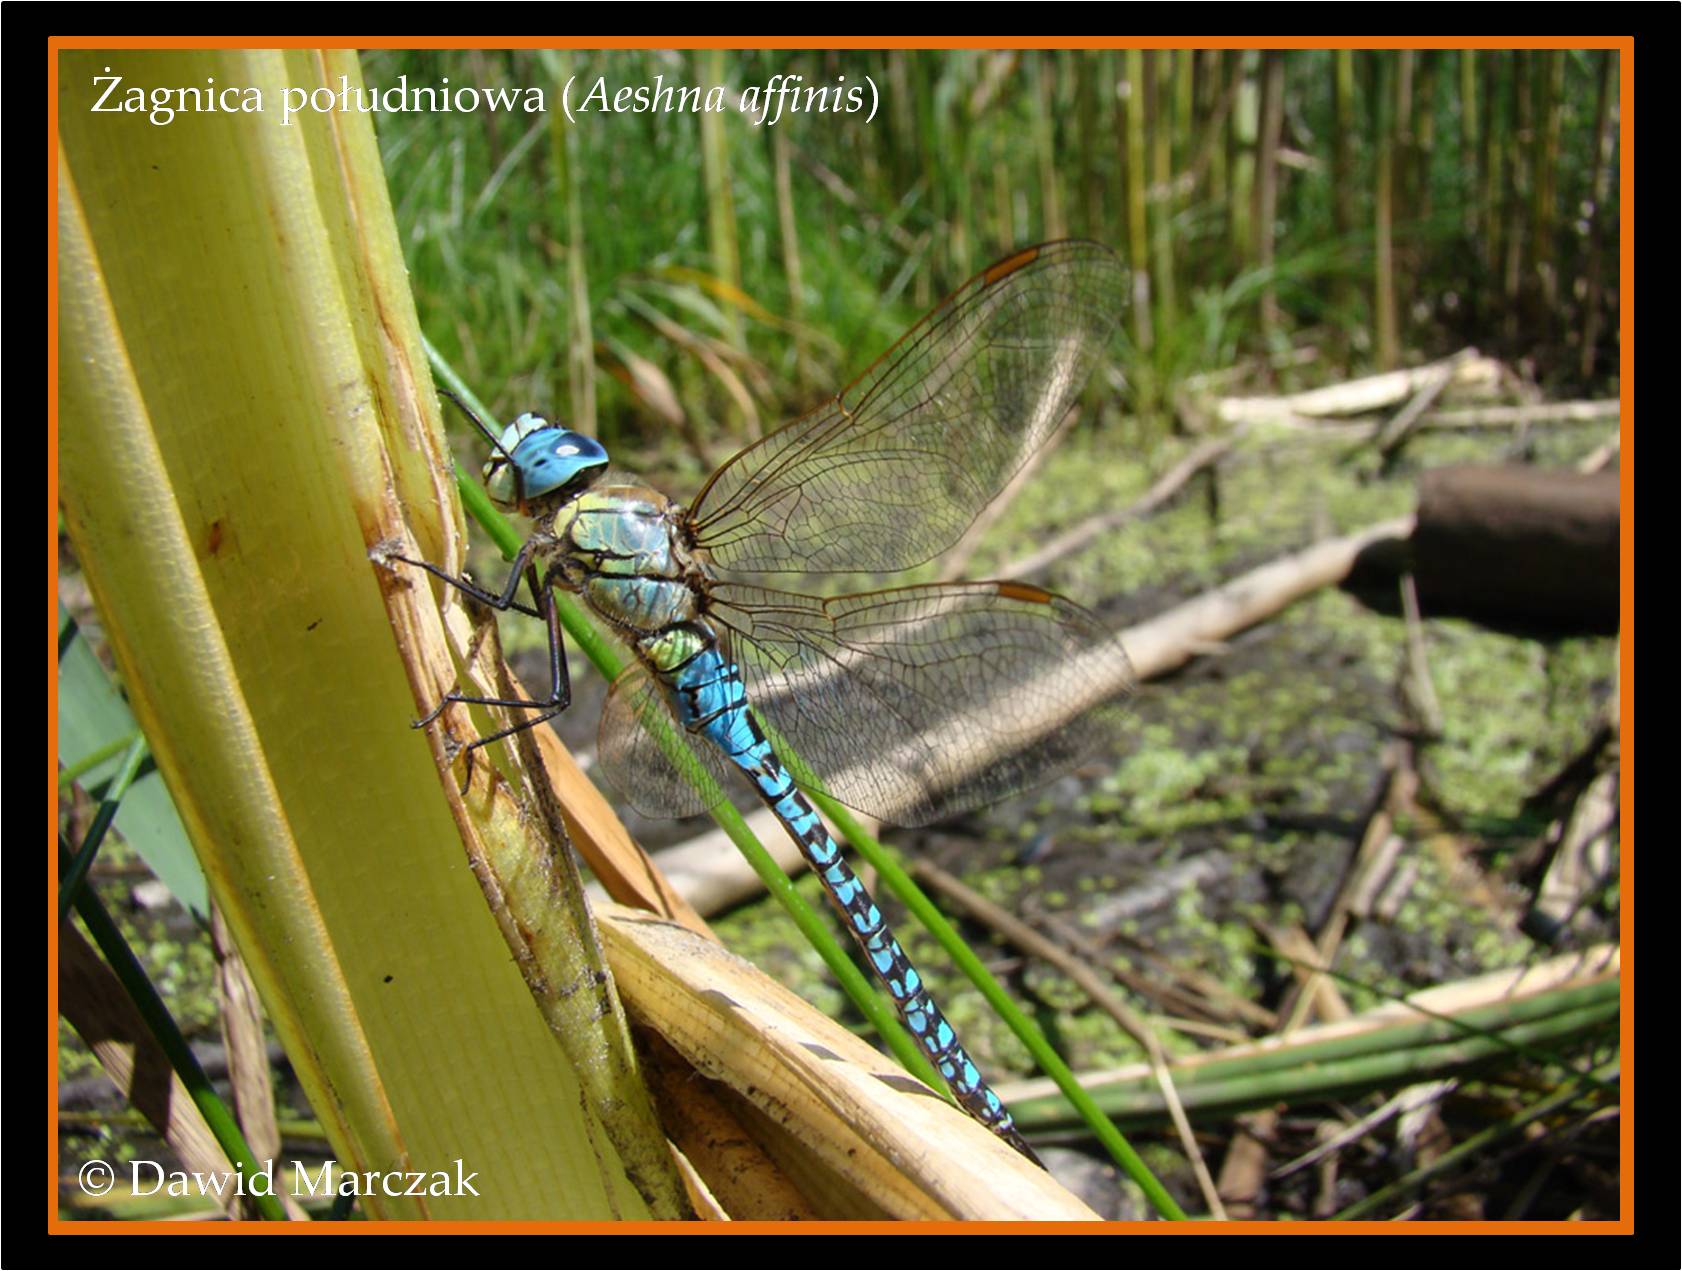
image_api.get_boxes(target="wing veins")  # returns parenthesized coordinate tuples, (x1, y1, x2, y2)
(684, 241, 1125, 576)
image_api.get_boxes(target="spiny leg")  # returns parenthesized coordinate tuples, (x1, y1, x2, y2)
(389, 536, 547, 620)
(415, 574, 572, 728)
(395, 543, 575, 785)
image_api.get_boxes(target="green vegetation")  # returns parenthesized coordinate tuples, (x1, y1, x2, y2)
(375, 47, 1619, 464)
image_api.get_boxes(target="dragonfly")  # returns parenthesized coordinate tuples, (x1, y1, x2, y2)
(395, 240, 1136, 1164)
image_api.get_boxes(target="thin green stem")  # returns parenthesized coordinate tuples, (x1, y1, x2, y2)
(1007, 985, 1617, 1132)
(1257, 939, 1619, 1098)
(815, 793, 1186, 1220)
(58, 728, 143, 789)
(59, 732, 150, 925)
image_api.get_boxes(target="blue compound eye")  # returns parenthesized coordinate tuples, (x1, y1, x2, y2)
(481, 413, 609, 505)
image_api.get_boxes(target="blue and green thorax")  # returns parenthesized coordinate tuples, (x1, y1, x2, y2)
(544, 485, 709, 667)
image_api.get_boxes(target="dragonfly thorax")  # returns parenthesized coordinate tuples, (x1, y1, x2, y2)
(482, 412, 610, 514)
(549, 484, 706, 638)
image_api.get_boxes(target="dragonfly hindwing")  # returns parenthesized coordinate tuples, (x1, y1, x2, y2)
(686, 240, 1127, 576)
(597, 664, 735, 819)
(706, 579, 1136, 827)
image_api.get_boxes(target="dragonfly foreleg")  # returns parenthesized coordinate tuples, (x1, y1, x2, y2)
(389, 536, 546, 620)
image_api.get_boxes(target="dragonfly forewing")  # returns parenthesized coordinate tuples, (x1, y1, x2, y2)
(685, 240, 1127, 576)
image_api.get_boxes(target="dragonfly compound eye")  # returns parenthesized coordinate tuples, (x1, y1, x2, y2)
(481, 413, 610, 504)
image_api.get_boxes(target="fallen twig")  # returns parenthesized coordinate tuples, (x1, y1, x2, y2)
(1422, 400, 1621, 429)
(1276, 739, 1417, 1035)
(1371, 349, 1477, 470)
(1398, 572, 1444, 738)
(1038, 911, 1256, 1039)
(1123, 516, 1415, 681)
(1526, 643, 1621, 944)
(1272, 1079, 1459, 1181)
(1210, 350, 1502, 426)
(1576, 432, 1620, 473)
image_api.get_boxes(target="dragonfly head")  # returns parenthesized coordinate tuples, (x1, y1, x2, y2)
(482, 412, 610, 514)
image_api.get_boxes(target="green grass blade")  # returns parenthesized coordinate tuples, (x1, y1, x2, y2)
(61, 840, 289, 1221)
(59, 731, 149, 925)
(57, 605, 207, 918)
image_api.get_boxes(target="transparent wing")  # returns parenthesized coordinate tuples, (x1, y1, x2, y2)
(596, 664, 734, 819)
(685, 241, 1126, 575)
(706, 580, 1136, 827)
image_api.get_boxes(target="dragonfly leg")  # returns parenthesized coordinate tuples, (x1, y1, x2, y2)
(413, 567, 573, 788)
(415, 575, 572, 725)
(388, 536, 546, 619)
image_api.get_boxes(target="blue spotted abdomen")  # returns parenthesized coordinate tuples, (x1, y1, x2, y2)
(652, 636, 1035, 1159)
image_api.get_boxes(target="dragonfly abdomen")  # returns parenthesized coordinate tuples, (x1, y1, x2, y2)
(651, 633, 1039, 1162)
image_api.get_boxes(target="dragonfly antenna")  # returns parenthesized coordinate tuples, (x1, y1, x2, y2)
(437, 387, 518, 465)
(436, 386, 532, 505)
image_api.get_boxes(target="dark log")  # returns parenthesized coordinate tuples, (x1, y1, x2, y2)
(1411, 466, 1620, 633)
